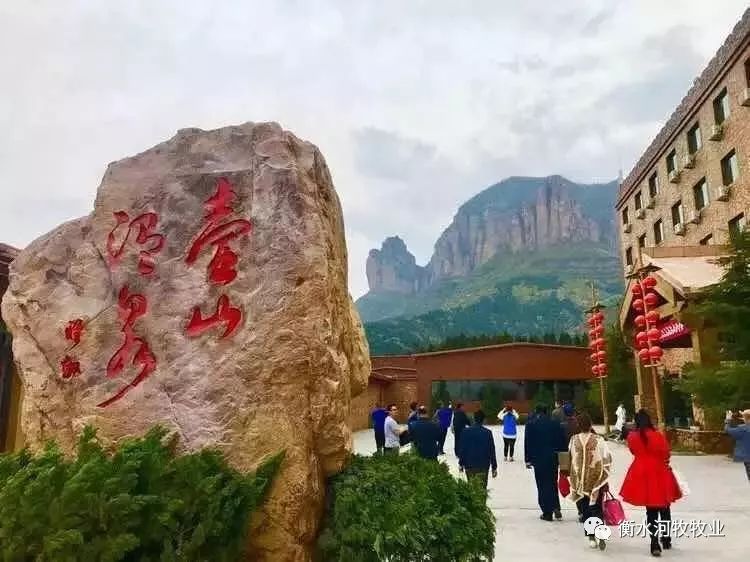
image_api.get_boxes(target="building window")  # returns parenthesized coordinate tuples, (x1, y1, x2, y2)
(687, 122, 702, 154)
(721, 149, 739, 185)
(671, 201, 684, 226)
(638, 233, 647, 249)
(621, 207, 629, 225)
(648, 172, 659, 198)
(745, 58, 750, 86)
(693, 178, 709, 210)
(713, 88, 730, 124)
(625, 247, 633, 266)
(666, 150, 677, 174)
(635, 191, 643, 210)
(699, 233, 713, 246)
(654, 219, 664, 244)
(729, 213, 746, 239)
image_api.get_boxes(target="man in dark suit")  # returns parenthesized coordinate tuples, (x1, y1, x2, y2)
(410, 406, 442, 460)
(452, 402, 472, 456)
(525, 404, 567, 521)
(458, 410, 498, 489)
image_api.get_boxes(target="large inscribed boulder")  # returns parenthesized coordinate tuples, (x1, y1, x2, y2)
(1, 122, 370, 561)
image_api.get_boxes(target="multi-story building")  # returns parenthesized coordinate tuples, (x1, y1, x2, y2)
(617, 9, 749, 431)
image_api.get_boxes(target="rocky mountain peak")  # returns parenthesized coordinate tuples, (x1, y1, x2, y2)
(366, 236, 424, 294)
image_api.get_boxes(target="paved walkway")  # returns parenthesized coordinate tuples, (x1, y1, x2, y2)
(353, 424, 749, 561)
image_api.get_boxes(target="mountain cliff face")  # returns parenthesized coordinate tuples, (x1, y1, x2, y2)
(356, 175, 621, 351)
(426, 176, 612, 282)
(365, 236, 424, 295)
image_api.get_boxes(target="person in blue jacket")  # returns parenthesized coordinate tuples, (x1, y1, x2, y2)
(725, 409, 750, 482)
(458, 410, 498, 489)
(371, 403, 388, 455)
(498, 402, 519, 461)
(434, 402, 453, 455)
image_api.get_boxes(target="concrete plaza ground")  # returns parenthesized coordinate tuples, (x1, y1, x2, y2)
(353, 424, 749, 561)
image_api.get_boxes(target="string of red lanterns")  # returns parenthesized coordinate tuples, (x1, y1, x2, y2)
(587, 309, 607, 377)
(631, 275, 663, 366)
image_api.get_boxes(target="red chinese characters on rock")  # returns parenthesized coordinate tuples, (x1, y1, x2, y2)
(186, 294, 242, 339)
(107, 211, 165, 275)
(97, 285, 157, 408)
(65, 319, 84, 345)
(60, 355, 81, 380)
(60, 318, 85, 379)
(185, 177, 251, 339)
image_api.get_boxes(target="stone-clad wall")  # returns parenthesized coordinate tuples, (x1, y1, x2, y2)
(347, 378, 419, 431)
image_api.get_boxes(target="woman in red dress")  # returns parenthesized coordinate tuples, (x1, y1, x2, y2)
(620, 409, 682, 557)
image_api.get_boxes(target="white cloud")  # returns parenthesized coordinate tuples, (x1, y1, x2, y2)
(0, 0, 747, 297)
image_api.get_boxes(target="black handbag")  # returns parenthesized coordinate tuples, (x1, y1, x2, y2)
(399, 430, 411, 446)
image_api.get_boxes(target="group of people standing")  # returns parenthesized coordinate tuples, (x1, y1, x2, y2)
(526, 401, 683, 556)
(370, 399, 745, 556)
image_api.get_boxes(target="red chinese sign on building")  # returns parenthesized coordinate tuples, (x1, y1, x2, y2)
(185, 177, 251, 339)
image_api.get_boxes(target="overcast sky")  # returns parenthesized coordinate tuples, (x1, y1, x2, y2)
(1, 1, 747, 297)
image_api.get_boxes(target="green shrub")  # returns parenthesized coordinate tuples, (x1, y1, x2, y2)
(0, 426, 282, 562)
(517, 414, 529, 425)
(317, 453, 495, 561)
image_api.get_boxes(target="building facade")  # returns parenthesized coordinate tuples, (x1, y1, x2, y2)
(348, 343, 593, 431)
(616, 9, 750, 427)
(617, 9, 750, 265)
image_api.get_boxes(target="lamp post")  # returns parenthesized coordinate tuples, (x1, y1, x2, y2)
(586, 283, 610, 434)
(627, 264, 666, 430)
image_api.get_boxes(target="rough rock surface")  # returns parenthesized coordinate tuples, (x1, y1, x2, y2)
(1, 122, 370, 561)
(365, 236, 423, 295)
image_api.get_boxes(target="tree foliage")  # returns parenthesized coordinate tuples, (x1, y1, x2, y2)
(317, 454, 495, 561)
(0, 426, 282, 562)
(676, 230, 750, 422)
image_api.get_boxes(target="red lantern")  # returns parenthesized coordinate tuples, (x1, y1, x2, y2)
(587, 316, 597, 327)
(632, 299, 644, 312)
(634, 315, 647, 328)
(598, 363, 608, 375)
(643, 276, 657, 289)
(596, 350, 607, 362)
(636, 331, 648, 347)
(594, 337, 605, 349)
(595, 325, 605, 337)
(590, 352, 598, 362)
(646, 310, 660, 324)
(644, 292, 659, 308)
(649, 346, 664, 361)
(638, 348, 651, 362)
(588, 339, 598, 350)
(591, 364, 600, 376)
(631, 283, 643, 295)
(647, 328, 660, 341)
(593, 311, 604, 323)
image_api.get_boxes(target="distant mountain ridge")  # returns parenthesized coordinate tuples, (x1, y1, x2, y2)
(356, 175, 623, 354)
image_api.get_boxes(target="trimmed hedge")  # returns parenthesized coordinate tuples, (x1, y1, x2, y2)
(0, 426, 282, 562)
(317, 453, 495, 561)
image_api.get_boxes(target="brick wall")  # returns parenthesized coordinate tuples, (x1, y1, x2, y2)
(383, 379, 417, 424)
(347, 378, 418, 431)
(617, 42, 750, 264)
(348, 382, 383, 432)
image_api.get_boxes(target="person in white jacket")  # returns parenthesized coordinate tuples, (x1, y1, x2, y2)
(614, 403, 627, 441)
(498, 403, 520, 461)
